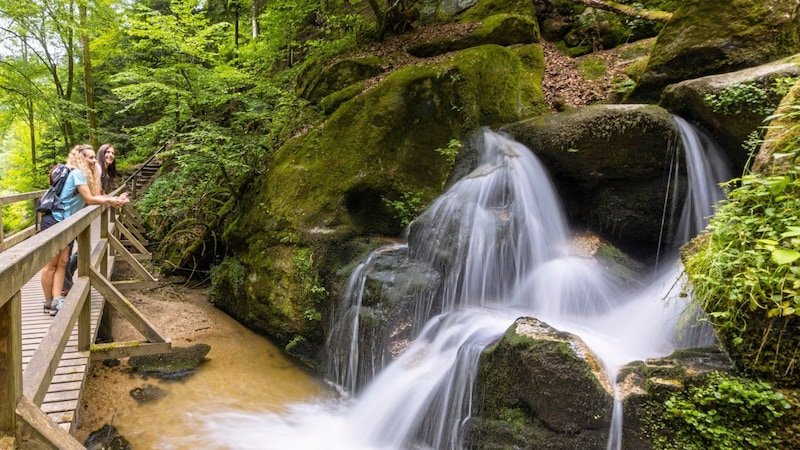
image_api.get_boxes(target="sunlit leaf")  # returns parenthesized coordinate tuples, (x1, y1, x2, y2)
(772, 249, 800, 265)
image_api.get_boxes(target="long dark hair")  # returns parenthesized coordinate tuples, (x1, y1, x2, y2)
(97, 143, 117, 192)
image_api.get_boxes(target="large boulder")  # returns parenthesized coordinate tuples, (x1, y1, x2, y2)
(468, 317, 615, 449)
(627, 0, 800, 102)
(217, 44, 549, 368)
(661, 55, 800, 169)
(501, 104, 684, 250)
(408, 14, 540, 58)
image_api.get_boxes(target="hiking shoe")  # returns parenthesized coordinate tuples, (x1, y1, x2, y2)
(50, 297, 64, 316)
(43, 298, 54, 314)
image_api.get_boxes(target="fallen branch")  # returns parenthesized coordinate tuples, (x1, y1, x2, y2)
(576, 0, 673, 23)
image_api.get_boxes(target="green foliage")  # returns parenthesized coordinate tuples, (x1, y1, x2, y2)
(383, 191, 425, 227)
(684, 169, 800, 341)
(703, 82, 775, 116)
(651, 371, 791, 449)
(435, 139, 462, 166)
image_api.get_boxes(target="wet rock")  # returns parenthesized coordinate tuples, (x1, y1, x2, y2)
(130, 383, 168, 404)
(84, 424, 131, 450)
(468, 317, 614, 449)
(128, 344, 210, 380)
(661, 56, 800, 169)
(501, 104, 684, 248)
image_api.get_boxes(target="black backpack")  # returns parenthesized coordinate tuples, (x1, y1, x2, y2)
(37, 164, 73, 213)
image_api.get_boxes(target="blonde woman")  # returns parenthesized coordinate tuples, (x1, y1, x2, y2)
(40, 144, 130, 315)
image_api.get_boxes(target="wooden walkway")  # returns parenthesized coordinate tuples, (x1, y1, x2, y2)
(20, 243, 108, 434)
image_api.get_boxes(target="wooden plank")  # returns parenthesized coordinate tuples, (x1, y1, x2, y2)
(108, 234, 157, 282)
(90, 341, 171, 361)
(89, 267, 166, 343)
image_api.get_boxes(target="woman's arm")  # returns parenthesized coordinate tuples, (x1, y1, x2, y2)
(76, 184, 128, 208)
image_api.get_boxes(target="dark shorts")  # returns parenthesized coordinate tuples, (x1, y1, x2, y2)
(40, 213, 59, 231)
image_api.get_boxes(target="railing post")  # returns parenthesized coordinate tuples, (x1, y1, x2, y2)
(0, 291, 22, 439)
(77, 225, 92, 351)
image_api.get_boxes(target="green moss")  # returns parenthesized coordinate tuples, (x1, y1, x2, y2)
(460, 0, 535, 22)
(319, 83, 365, 114)
(578, 57, 607, 80)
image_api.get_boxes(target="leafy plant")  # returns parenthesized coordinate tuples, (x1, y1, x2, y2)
(435, 139, 462, 166)
(650, 371, 791, 449)
(383, 190, 424, 227)
(703, 82, 774, 116)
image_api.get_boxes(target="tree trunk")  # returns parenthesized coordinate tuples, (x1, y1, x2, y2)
(79, 1, 97, 148)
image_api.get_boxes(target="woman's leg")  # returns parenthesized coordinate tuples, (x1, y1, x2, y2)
(51, 246, 70, 299)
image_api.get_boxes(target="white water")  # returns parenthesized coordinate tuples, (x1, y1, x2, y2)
(191, 123, 730, 449)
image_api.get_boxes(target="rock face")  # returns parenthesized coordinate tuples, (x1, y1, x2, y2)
(501, 104, 684, 248)
(628, 0, 800, 102)
(218, 43, 549, 365)
(752, 77, 800, 175)
(661, 55, 800, 169)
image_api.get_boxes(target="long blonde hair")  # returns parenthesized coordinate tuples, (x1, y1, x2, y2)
(66, 144, 100, 195)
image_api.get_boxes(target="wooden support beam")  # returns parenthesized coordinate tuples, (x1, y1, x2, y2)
(89, 267, 166, 344)
(90, 341, 171, 361)
(118, 214, 149, 246)
(114, 221, 148, 256)
(15, 396, 83, 449)
(108, 234, 157, 282)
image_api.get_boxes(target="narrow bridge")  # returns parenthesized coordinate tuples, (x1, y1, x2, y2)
(0, 161, 169, 448)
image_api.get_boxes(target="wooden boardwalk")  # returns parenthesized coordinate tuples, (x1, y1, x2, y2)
(20, 262, 105, 433)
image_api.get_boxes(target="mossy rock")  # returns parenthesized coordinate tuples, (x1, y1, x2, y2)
(469, 317, 613, 449)
(221, 44, 549, 370)
(127, 344, 211, 379)
(459, 0, 535, 22)
(409, 14, 540, 58)
(628, 0, 800, 102)
(296, 57, 384, 104)
(753, 77, 800, 175)
(661, 55, 800, 170)
(319, 83, 364, 114)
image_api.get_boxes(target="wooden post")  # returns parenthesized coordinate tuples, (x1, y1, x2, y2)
(0, 291, 22, 437)
(77, 226, 92, 351)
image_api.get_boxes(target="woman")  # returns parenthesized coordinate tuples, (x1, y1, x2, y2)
(41, 144, 129, 315)
(96, 143, 118, 194)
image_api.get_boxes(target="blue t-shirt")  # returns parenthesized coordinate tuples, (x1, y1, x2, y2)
(52, 169, 88, 221)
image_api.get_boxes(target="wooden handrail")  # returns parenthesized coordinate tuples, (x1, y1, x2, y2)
(0, 190, 48, 253)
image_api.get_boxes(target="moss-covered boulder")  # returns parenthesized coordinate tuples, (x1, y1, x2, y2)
(628, 0, 800, 102)
(467, 317, 614, 449)
(218, 44, 549, 369)
(408, 14, 540, 58)
(532, 0, 673, 57)
(501, 104, 683, 248)
(295, 57, 384, 104)
(753, 77, 800, 175)
(458, 0, 535, 22)
(661, 55, 800, 170)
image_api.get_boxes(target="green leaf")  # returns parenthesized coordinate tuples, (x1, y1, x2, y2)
(772, 249, 800, 265)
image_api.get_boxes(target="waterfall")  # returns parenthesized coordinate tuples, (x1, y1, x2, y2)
(191, 122, 731, 450)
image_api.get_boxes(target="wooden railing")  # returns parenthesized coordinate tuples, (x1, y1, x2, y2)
(0, 195, 169, 448)
(0, 190, 47, 252)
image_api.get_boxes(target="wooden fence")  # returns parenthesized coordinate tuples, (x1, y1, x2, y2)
(0, 192, 169, 448)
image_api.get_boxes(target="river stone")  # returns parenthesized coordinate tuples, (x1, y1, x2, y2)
(468, 317, 613, 449)
(84, 424, 131, 450)
(127, 343, 211, 379)
(661, 55, 800, 169)
(627, 0, 800, 102)
(501, 104, 684, 248)
(130, 383, 168, 404)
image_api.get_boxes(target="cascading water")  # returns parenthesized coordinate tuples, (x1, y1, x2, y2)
(191, 121, 731, 450)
